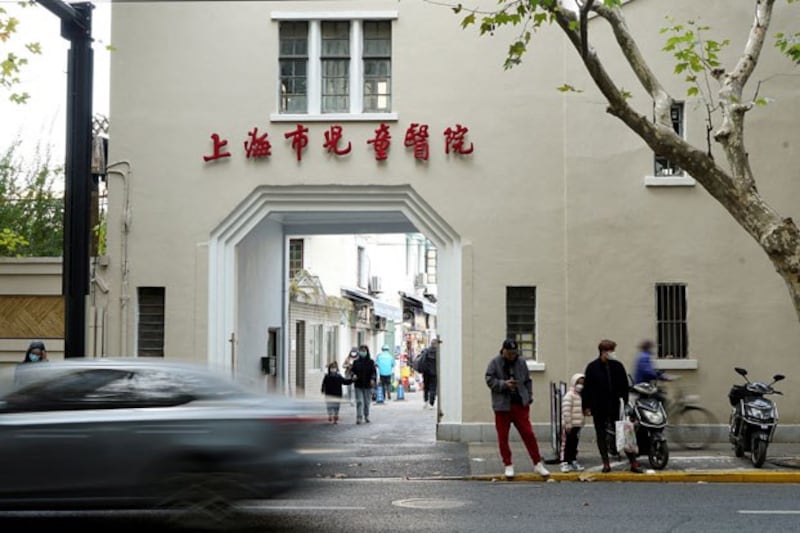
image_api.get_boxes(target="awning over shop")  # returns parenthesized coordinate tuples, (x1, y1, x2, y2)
(341, 288, 403, 322)
(400, 293, 437, 316)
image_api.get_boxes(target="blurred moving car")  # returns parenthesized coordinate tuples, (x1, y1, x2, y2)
(0, 358, 324, 521)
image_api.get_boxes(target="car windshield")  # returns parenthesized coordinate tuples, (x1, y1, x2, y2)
(0, 363, 251, 412)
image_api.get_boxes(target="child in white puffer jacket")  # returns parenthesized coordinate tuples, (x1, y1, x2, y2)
(560, 373, 586, 472)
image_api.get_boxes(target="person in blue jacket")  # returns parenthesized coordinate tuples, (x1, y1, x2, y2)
(375, 344, 396, 400)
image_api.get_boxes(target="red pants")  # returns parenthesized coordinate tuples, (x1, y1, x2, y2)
(494, 403, 543, 466)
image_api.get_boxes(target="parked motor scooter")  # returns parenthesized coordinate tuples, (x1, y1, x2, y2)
(728, 367, 785, 468)
(628, 381, 669, 470)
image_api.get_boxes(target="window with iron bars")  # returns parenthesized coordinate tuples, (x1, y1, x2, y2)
(289, 238, 304, 279)
(137, 287, 165, 357)
(506, 286, 536, 360)
(656, 283, 688, 358)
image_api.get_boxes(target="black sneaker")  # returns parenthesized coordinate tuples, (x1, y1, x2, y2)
(602, 464, 611, 473)
(630, 464, 644, 474)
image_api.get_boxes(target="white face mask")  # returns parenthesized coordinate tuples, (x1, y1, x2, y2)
(607, 351, 617, 360)
(575, 384, 584, 392)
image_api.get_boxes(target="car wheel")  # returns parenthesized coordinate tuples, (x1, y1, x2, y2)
(157, 469, 252, 530)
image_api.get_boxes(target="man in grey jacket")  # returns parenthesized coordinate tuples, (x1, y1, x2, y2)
(485, 338, 550, 479)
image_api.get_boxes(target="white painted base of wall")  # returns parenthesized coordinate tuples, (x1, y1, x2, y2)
(438, 423, 800, 443)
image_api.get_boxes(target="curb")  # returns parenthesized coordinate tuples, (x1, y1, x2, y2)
(462, 470, 800, 483)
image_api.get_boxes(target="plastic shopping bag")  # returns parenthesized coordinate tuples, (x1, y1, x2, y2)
(615, 399, 638, 454)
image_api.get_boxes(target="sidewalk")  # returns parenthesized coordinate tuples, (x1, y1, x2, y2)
(464, 434, 800, 483)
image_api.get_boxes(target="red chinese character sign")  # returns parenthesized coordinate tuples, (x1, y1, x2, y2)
(443, 124, 474, 155)
(244, 127, 272, 159)
(202, 122, 475, 164)
(367, 123, 392, 161)
(284, 124, 309, 161)
(203, 133, 231, 162)
(404, 123, 430, 161)
(323, 125, 352, 156)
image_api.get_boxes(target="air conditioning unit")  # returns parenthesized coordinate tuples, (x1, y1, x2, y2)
(369, 275, 382, 294)
(372, 315, 386, 331)
(414, 273, 426, 289)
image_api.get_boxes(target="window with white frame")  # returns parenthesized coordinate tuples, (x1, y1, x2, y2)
(289, 238, 304, 279)
(357, 246, 368, 289)
(275, 13, 395, 118)
(655, 283, 688, 358)
(506, 286, 536, 360)
(425, 241, 437, 284)
(654, 102, 684, 176)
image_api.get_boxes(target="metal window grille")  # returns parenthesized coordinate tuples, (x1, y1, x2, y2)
(506, 286, 536, 360)
(362, 20, 391, 112)
(654, 102, 685, 176)
(137, 287, 165, 357)
(279, 21, 308, 113)
(289, 239, 304, 279)
(655, 283, 688, 358)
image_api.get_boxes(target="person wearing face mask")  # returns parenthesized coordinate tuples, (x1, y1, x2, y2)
(582, 339, 643, 473)
(349, 344, 377, 424)
(15, 340, 49, 386)
(560, 373, 586, 472)
(320, 361, 352, 424)
(22, 340, 48, 364)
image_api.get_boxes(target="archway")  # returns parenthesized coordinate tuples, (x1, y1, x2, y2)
(208, 184, 463, 425)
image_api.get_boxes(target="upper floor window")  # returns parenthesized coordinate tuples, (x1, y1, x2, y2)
(289, 238, 304, 279)
(506, 286, 536, 360)
(274, 12, 396, 119)
(654, 102, 684, 177)
(425, 241, 438, 285)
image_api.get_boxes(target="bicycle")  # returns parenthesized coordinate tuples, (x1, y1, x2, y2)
(662, 379, 717, 450)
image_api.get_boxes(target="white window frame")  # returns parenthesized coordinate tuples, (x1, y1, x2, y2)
(271, 11, 399, 122)
(645, 101, 696, 187)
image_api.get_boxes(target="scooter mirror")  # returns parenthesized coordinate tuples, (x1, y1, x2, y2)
(773, 374, 785, 382)
(735, 367, 748, 377)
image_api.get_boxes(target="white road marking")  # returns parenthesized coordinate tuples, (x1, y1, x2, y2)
(738, 510, 800, 515)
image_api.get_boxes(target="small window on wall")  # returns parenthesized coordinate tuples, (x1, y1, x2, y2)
(357, 246, 368, 288)
(312, 324, 323, 369)
(425, 241, 437, 284)
(654, 102, 684, 177)
(289, 238, 304, 279)
(506, 286, 536, 360)
(137, 287, 165, 357)
(656, 283, 688, 358)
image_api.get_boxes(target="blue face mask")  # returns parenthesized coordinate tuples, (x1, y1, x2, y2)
(358, 351, 367, 358)
(29, 354, 40, 362)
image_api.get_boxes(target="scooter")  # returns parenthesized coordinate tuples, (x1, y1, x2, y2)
(629, 381, 670, 470)
(728, 367, 785, 468)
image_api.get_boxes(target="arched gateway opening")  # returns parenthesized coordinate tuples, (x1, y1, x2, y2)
(208, 185, 463, 427)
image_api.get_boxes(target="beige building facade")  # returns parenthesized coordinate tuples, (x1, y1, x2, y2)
(102, 0, 800, 440)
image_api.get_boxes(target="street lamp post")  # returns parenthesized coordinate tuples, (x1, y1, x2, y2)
(38, 0, 94, 358)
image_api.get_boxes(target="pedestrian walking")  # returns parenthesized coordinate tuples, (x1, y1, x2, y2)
(375, 344, 395, 400)
(560, 373, 586, 472)
(582, 339, 644, 473)
(343, 347, 358, 405)
(321, 361, 352, 424)
(485, 338, 550, 479)
(350, 344, 377, 424)
(418, 339, 439, 409)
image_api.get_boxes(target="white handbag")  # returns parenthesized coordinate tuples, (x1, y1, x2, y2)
(615, 399, 638, 454)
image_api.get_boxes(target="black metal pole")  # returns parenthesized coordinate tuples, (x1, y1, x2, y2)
(39, 1, 94, 358)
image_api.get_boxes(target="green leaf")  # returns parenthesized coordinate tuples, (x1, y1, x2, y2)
(460, 13, 476, 29)
(687, 86, 699, 97)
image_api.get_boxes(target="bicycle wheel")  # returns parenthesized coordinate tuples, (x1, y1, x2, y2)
(670, 406, 716, 450)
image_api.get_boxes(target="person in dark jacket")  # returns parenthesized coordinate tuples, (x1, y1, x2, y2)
(485, 338, 550, 479)
(350, 344, 377, 424)
(419, 339, 439, 409)
(582, 339, 643, 473)
(15, 340, 49, 385)
(321, 361, 352, 424)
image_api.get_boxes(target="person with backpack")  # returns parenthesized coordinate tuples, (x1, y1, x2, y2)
(418, 339, 439, 409)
